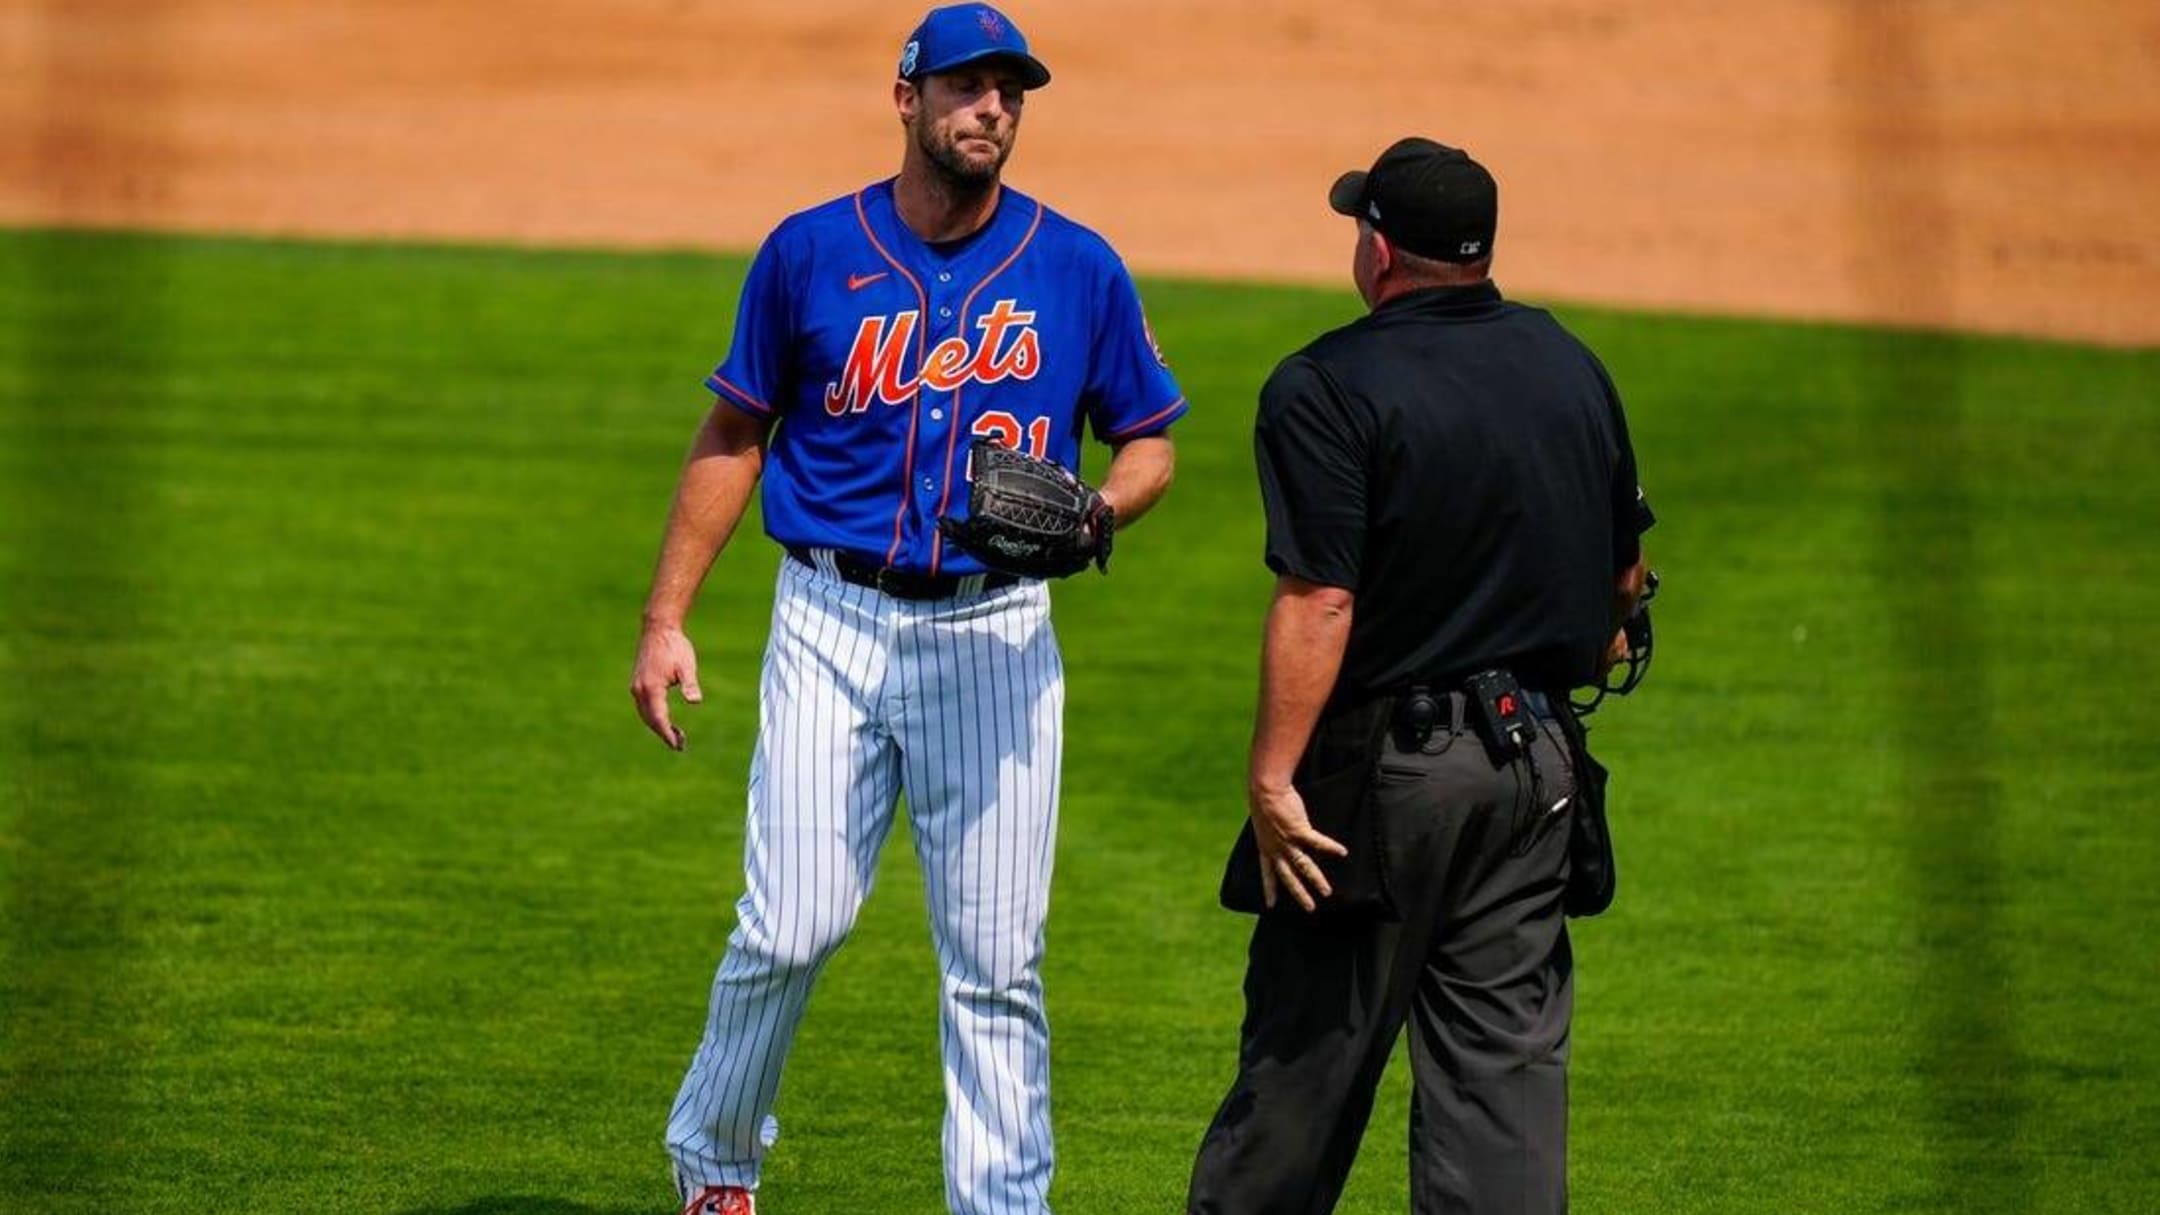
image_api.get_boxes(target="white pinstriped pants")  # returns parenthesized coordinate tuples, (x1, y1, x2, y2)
(667, 554, 1064, 1215)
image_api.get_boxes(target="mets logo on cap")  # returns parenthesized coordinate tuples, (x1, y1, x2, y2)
(977, 6, 1006, 39)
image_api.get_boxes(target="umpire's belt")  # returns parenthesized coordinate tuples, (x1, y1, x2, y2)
(1391, 686, 1560, 735)
(788, 547, 1020, 602)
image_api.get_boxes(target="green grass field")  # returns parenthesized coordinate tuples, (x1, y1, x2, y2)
(3, 228, 2157, 1214)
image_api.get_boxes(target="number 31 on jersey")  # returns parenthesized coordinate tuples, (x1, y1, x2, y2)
(972, 411, 1051, 460)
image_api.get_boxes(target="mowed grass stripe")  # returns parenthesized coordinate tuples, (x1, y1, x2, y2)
(1860, 326, 2021, 1211)
(2, 232, 176, 1201)
(2, 228, 2156, 1214)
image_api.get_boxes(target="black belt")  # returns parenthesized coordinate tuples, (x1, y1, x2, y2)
(1390, 686, 1560, 735)
(787, 547, 1020, 601)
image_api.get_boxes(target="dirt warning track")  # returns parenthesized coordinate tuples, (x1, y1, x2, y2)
(6, 0, 2157, 346)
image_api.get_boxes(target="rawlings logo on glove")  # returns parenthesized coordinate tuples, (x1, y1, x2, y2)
(937, 438, 1114, 579)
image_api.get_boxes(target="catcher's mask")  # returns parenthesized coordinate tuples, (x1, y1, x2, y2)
(1573, 569, 1658, 716)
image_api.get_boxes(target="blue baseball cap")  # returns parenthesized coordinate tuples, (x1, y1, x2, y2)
(897, 4, 1051, 90)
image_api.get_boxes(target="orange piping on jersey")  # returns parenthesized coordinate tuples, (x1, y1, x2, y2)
(929, 199, 1045, 576)
(709, 374, 774, 416)
(1106, 397, 1186, 440)
(854, 185, 933, 569)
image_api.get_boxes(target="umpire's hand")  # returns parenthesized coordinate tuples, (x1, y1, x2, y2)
(631, 624, 702, 751)
(1248, 783, 1349, 913)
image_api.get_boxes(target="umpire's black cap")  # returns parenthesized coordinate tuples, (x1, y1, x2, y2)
(1329, 138, 1498, 263)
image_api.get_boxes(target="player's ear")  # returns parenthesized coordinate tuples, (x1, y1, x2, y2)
(894, 78, 919, 124)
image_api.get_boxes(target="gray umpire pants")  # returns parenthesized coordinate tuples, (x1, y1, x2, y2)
(1188, 699, 1578, 1215)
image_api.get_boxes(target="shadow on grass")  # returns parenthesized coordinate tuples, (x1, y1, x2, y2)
(3, 79, 174, 1202)
(1842, 4, 2029, 1210)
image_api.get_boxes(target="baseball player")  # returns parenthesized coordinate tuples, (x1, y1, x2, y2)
(628, 6, 1185, 1215)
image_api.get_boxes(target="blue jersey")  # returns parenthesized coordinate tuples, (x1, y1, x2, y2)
(705, 179, 1187, 576)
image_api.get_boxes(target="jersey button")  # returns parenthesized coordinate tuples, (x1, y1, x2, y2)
(938, 272, 952, 283)
(930, 408, 945, 421)
(938, 307, 953, 319)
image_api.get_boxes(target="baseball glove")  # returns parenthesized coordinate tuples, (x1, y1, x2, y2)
(937, 438, 1114, 579)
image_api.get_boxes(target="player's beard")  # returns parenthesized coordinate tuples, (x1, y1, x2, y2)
(915, 114, 1014, 193)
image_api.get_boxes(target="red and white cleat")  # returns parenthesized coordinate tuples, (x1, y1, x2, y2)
(680, 1184, 756, 1215)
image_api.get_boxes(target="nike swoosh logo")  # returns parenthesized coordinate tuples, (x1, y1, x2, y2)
(848, 272, 888, 291)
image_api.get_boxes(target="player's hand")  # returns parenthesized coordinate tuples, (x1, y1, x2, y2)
(1248, 782, 1349, 912)
(631, 624, 702, 751)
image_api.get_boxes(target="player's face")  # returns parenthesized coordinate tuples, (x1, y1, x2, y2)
(903, 65, 1027, 187)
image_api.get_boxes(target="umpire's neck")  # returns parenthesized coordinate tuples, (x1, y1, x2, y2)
(1357, 221, 1493, 310)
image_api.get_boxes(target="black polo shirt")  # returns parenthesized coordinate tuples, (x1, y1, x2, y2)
(1256, 281, 1651, 699)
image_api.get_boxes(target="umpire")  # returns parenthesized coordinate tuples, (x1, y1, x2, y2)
(1187, 138, 1653, 1215)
